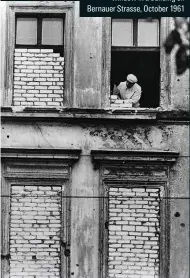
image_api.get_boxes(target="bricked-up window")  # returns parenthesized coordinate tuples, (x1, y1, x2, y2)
(111, 18, 160, 108)
(13, 13, 66, 107)
(10, 185, 62, 278)
(2, 2, 74, 108)
(108, 187, 160, 278)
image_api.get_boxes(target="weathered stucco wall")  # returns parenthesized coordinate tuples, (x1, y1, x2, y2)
(73, 2, 102, 108)
(1, 120, 189, 278)
(2, 121, 188, 154)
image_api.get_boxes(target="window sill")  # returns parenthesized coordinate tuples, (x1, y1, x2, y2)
(1, 106, 157, 120)
(1, 106, 189, 122)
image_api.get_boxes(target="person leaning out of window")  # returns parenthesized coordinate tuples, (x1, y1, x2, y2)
(113, 74, 142, 108)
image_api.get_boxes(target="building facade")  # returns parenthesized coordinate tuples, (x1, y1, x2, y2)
(1, 2, 189, 278)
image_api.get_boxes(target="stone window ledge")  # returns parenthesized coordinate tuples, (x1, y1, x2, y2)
(1, 106, 189, 122)
(0, 106, 159, 121)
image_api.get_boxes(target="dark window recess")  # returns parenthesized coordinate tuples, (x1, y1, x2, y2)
(111, 50, 160, 108)
(15, 14, 65, 56)
(111, 18, 160, 108)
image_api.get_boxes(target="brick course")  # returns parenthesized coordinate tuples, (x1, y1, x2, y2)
(13, 49, 64, 107)
(10, 186, 61, 278)
(108, 187, 160, 278)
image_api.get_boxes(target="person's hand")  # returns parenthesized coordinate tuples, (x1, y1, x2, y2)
(124, 99, 132, 103)
(113, 84, 120, 95)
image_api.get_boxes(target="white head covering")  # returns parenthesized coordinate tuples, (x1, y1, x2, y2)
(127, 74, 138, 83)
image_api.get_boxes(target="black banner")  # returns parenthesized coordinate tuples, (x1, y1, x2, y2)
(80, 0, 190, 17)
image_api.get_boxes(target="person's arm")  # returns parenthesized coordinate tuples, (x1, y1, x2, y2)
(113, 84, 120, 96)
(128, 85, 142, 105)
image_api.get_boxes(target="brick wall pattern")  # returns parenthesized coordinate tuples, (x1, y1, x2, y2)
(108, 187, 160, 278)
(10, 185, 62, 278)
(13, 49, 64, 107)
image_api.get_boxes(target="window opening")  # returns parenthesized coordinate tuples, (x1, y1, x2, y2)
(111, 18, 160, 108)
(13, 13, 65, 107)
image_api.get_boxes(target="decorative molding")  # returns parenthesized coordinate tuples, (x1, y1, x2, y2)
(1, 147, 81, 163)
(95, 148, 179, 278)
(91, 149, 179, 164)
(1, 147, 79, 278)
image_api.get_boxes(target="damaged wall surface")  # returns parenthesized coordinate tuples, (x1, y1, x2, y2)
(1, 119, 189, 278)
